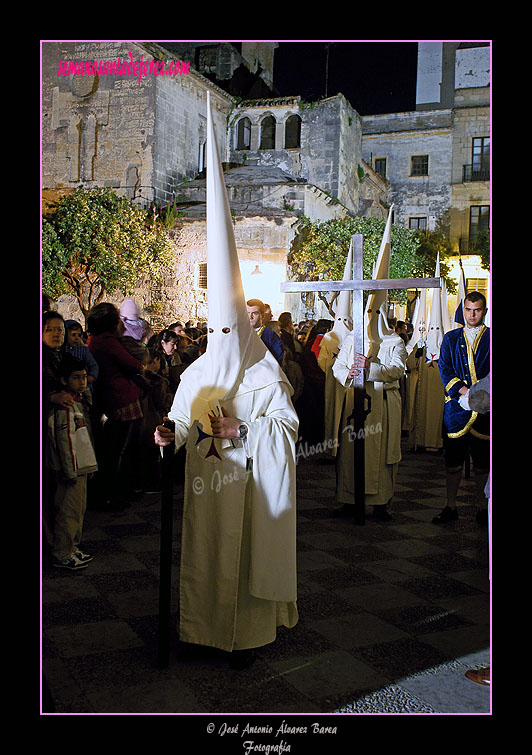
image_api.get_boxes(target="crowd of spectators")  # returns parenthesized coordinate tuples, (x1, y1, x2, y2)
(44, 294, 414, 570)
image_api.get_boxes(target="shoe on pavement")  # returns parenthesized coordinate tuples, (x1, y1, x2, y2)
(73, 548, 93, 563)
(53, 554, 89, 571)
(465, 667, 490, 686)
(229, 649, 256, 670)
(373, 506, 392, 521)
(432, 506, 458, 524)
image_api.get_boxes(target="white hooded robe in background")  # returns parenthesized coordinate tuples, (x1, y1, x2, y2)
(409, 255, 448, 450)
(168, 94, 298, 652)
(317, 241, 353, 455)
(332, 207, 407, 507)
(333, 310, 407, 506)
(402, 289, 425, 434)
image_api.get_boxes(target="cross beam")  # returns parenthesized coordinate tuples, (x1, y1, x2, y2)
(281, 278, 440, 292)
(281, 234, 441, 524)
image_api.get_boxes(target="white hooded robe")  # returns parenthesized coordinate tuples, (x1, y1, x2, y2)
(317, 242, 353, 455)
(167, 94, 298, 652)
(408, 256, 448, 450)
(332, 208, 407, 507)
(333, 317, 407, 506)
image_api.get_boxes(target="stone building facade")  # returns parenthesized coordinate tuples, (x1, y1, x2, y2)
(41, 40, 388, 325)
(361, 41, 490, 305)
(227, 94, 371, 217)
(361, 109, 454, 231)
(42, 41, 233, 210)
(166, 163, 359, 323)
(41, 40, 490, 325)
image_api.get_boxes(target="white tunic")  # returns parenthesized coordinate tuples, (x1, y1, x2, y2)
(174, 93, 299, 653)
(402, 347, 420, 433)
(333, 334, 407, 506)
(317, 330, 348, 456)
(408, 346, 445, 450)
(168, 367, 299, 652)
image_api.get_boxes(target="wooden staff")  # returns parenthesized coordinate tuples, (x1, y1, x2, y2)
(157, 419, 175, 668)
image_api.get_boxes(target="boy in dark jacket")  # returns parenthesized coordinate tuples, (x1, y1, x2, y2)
(48, 355, 98, 570)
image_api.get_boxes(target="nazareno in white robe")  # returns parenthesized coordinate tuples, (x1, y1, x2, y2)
(318, 330, 349, 456)
(407, 344, 445, 450)
(168, 349, 299, 653)
(316, 243, 353, 456)
(170, 92, 299, 653)
(332, 332, 407, 507)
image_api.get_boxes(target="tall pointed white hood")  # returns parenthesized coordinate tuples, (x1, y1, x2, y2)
(408, 287, 427, 353)
(182, 93, 286, 405)
(331, 239, 353, 342)
(425, 253, 445, 363)
(364, 205, 394, 357)
(441, 275, 452, 334)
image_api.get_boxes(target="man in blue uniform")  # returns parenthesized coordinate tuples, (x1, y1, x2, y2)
(247, 299, 285, 366)
(433, 292, 490, 524)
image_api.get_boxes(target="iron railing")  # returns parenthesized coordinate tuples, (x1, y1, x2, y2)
(462, 164, 490, 182)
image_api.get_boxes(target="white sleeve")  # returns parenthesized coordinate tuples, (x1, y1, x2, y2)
(367, 341, 407, 384)
(332, 339, 353, 387)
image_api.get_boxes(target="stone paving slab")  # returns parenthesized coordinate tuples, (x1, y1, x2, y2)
(42, 442, 491, 716)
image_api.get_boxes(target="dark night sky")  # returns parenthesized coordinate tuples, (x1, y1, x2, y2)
(272, 41, 419, 115)
(158, 40, 419, 116)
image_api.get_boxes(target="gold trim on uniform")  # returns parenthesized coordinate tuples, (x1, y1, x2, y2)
(446, 376, 462, 393)
(472, 325, 487, 355)
(448, 410, 479, 438)
(446, 325, 489, 439)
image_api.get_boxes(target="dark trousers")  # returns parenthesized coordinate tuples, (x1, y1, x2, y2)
(91, 416, 141, 507)
(443, 431, 489, 471)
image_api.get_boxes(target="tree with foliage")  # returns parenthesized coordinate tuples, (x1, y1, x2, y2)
(42, 187, 174, 324)
(289, 214, 456, 313)
(470, 229, 490, 272)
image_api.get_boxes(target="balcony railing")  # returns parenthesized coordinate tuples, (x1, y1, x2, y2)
(462, 164, 490, 182)
(459, 237, 488, 253)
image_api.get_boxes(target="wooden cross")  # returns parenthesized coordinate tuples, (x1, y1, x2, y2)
(281, 234, 441, 524)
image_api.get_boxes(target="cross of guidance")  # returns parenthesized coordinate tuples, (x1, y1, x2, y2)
(281, 233, 441, 523)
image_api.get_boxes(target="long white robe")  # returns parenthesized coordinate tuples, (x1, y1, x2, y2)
(317, 243, 353, 456)
(408, 346, 445, 450)
(333, 334, 407, 506)
(407, 256, 447, 450)
(168, 365, 299, 652)
(317, 330, 348, 455)
(402, 347, 420, 434)
(176, 93, 299, 654)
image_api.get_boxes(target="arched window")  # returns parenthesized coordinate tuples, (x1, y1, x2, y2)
(236, 117, 251, 150)
(284, 114, 301, 148)
(260, 115, 276, 150)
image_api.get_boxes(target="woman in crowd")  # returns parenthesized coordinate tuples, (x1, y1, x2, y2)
(86, 302, 144, 511)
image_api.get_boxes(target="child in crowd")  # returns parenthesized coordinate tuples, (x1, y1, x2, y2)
(142, 348, 174, 418)
(63, 320, 99, 391)
(47, 355, 98, 570)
